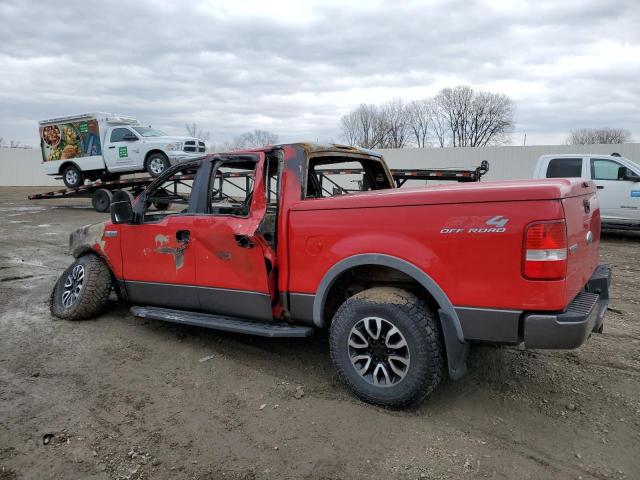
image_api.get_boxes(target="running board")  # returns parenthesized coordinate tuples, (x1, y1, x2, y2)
(130, 306, 314, 338)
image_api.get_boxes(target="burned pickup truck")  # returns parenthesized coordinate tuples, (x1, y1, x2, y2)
(51, 143, 611, 407)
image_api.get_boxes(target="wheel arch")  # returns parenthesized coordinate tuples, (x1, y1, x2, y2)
(58, 160, 82, 175)
(144, 149, 169, 166)
(313, 254, 468, 379)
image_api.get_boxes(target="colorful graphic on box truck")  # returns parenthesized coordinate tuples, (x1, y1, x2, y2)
(40, 119, 102, 162)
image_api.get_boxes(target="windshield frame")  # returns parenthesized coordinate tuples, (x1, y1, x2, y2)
(132, 126, 168, 137)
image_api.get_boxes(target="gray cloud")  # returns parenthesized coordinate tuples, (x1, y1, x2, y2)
(1, 0, 639, 146)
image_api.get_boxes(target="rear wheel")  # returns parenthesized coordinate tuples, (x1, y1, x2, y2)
(62, 165, 84, 188)
(146, 153, 170, 177)
(91, 188, 113, 212)
(329, 287, 444, 408)
(50, 255, 112, 320)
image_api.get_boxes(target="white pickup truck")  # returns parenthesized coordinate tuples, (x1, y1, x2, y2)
(534, 154, 640, 229)
(39, 112, 206, 187)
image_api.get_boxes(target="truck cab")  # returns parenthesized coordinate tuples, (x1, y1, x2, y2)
(534, 154, 640, 229)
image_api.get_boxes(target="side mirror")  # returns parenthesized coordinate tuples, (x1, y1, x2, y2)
(110, 200, 134, 224)
(122, 133, 138, 142)
(625, 171, 640, 182)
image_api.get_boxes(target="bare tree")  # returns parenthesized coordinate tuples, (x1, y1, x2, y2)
(232, 129, 279, 149)
(341, 86, 514, 149)
(428, 99, 449, 148)
(185, 123, 211, 141)
(407, 99, 431, 147)
(340, 104, 387, 149)
(379, 99, 410, 148)
(212, 130, 280, 151)
(567, 127, 632, 145)
(433, 85, 514, 147)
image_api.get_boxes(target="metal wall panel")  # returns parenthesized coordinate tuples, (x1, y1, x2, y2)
(1, 143, 640, 186)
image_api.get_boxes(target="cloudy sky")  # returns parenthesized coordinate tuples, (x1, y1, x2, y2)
(1, 0, 639, 147)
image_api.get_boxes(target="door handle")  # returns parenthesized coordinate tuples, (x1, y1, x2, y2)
(176, 230, 191, 244)
(597, 186, 604, 190)
(234, 234, 254, 249)
(108, 146, 115, 149)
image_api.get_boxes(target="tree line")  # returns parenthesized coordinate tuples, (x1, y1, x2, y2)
(340, 85, 516, 149)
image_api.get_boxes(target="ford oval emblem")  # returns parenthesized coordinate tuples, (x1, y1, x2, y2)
(586, 231, 593, 244)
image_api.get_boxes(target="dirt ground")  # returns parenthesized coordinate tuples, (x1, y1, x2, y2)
(1, 187, 638, 480)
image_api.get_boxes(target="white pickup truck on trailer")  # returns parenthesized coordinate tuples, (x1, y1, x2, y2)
(39, 112, 206, 187)
(534, 154, 640, 229)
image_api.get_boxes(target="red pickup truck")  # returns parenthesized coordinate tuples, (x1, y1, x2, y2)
(51, 143, 611, 407)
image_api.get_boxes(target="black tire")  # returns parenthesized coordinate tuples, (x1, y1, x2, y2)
(91, 188, 113, 212)
(50, 254, 113, 321)
(146, 153, 170, 177)
(153, 200, 171, 211)
(152, 187, 171, 210)
(329, 287, 444, 408)
(113, 189, 135, 204)
(62, 165, 84, 188)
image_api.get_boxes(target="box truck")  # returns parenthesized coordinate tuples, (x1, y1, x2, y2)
(39, 113, 206, 187)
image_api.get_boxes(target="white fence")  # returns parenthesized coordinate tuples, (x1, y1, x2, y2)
(0, 148, 59, 186)
(2, 143, 640, 187)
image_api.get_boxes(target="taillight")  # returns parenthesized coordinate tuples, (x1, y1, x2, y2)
(523, 221, 567, 280)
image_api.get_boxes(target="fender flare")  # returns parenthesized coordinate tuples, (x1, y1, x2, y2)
(144, 149, 169, 167)
(313, 253, 468, 380)
(58, 160, 83, 175)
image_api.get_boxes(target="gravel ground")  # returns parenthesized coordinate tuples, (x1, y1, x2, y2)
(1, 187, 639, 480)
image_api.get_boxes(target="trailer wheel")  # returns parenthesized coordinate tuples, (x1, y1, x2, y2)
(329, 287, 444, 408)
(62, 165, 84, 188)
(91, 188, 113, 212)
(146, 153, 170, 177)
(114, 189, 135, 204)
(153, 200, 171, 211)
(50, 254, 113, 321)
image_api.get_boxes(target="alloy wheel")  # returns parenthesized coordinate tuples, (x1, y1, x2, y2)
(62, 264, 84, 308)
(347, 316, 411, 387)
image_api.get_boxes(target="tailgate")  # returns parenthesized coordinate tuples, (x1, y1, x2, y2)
(562, 181, 600, 306)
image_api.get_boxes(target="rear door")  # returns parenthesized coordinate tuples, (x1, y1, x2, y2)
(190, 153, 277, 321)
(119, 163, 202, 309)
(544, 157, 586, 179)
(588, 157, 640, 222)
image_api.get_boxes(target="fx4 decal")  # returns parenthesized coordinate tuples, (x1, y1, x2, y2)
(440, 215, 510, 234)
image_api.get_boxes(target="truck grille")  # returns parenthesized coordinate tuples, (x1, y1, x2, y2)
(184, 140, 206, 153)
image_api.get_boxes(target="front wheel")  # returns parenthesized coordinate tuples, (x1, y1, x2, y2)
(50, 255, 113, 320)
(62, 165, 84, 188)
(329, 287, 444, 408)
(146, 153, 170, 177)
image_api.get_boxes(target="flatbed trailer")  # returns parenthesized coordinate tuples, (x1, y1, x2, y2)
(29, 160, 490, 212)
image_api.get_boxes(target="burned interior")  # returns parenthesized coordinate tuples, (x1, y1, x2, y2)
(304, 155, 394, 199)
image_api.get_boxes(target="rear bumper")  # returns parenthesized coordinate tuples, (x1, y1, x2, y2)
(522, 264, 611, 349)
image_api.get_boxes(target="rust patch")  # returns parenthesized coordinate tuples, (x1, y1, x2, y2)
(153, 234, 185, 270)
(69, 222, 106, 257)
(154, 247, 185, 270)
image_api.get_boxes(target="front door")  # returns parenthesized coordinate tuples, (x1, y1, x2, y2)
(104, 127, 139, 170)
(191, 153, 276, 321)
(590, 157, 640, 223)
(120, 163, 202, 309)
